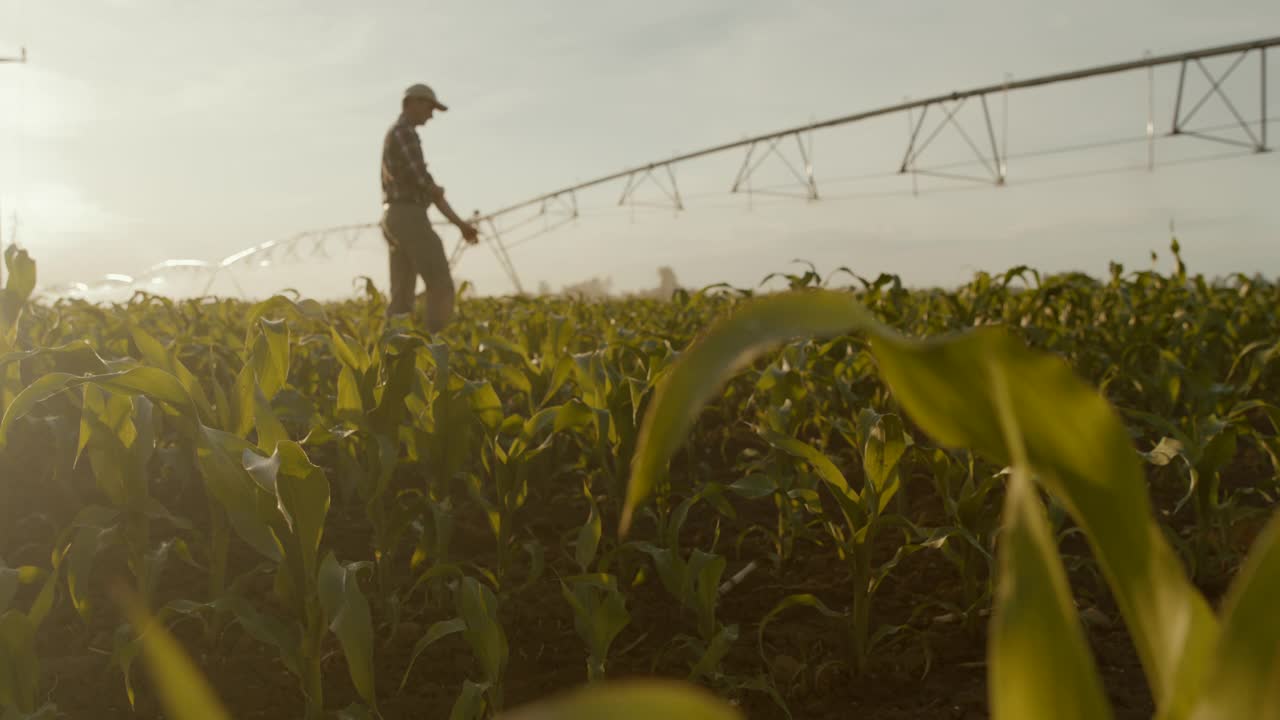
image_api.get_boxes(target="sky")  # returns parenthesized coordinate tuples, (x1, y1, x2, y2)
(0, 1, 1277, 300)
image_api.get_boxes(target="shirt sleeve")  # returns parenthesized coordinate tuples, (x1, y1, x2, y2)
(393, 125, 439, 201)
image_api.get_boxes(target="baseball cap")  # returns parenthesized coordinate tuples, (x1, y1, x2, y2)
(404, 83, 448, 111)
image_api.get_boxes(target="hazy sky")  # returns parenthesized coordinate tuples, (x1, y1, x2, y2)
(1, 1, 1277, 299)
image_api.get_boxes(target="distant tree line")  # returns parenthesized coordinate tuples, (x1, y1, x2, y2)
(535, 266, 681, 301)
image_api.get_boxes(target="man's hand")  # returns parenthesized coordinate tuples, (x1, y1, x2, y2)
(431, 184, 480, 243)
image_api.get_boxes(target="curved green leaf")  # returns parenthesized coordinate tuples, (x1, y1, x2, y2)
(457, 576, 508, 688)
(329, 326, 368, 373)
(129, 326, 215, 424)
(1, 246, 36, 336)
(400, 617, 467, 691)
(869, 327, 1216, 714)
(252, 382, 289, 454)
(758, 428, 853, 497)
(863, 413, 905, 513)
(575, 480, 602, 573)
(0, 610, 39, 712)
(1188, 509, 1280, 720)
(622, 289, 1216, 716)
(318, 553, 377, 710)
(987, 370, 1111, 720)
(198, 427, 281, 562)
(264, 442, 330, 581)
(756, 593, 846, 664)
(337, 365, 364, 418)
(248, 317, 290, 401)
(450, 680, 491, 720)
(1, 366, 198, 450)
(622, 291, 879, 535)
(117, 590, 232, 720)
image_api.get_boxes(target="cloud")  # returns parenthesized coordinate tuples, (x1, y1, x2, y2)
(0, 65, 99, 139)
(158, 13, 378, 117)
(1, 181, 130, 237)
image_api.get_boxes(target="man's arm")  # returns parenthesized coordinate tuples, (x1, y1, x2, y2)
(392, 126, 479, 244)
(432, 186, 480, 243)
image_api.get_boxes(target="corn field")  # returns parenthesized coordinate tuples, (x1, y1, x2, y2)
(1, 242, 1278, 720)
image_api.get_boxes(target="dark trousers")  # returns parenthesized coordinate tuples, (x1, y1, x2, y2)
(380, 203, 455, 332)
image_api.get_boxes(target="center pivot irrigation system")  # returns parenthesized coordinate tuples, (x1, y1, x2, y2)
(43, 35, 1278, 300)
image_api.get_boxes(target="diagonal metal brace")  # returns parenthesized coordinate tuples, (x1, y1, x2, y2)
(1171, 49, 1268, 151)
(730, 131, 818, 200)
(480, 217, 525, 295)
(618, 164, 683, 210)
(900, 96, 1004, 185)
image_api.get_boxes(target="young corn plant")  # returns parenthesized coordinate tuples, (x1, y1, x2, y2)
(1136, 398, 1280, 580)
(561, 479, 631, 683)
(723, 442, 816, 573)
(0, 611, 51, 719)
(0, 555, 57, 719)
(630, 490, 737, 681)
(755, 409, 916, 676)
(0, 247, 37, 403)
(60, 391, 159, 618)
(402, 342, 499, 573)
(476, 313, 578, 418)
(560, 574, 631, 684)
(467, 400, 593, 584)
(122, 591, 741, 720)
(122, 307, 302, 650)
(213, 438, 377, 720)
(401, 575, 509, 718)
(60, 388, 210, 706)
(324, 329, 427, 610)
(918, 447, 1000, 617)
(570, 347, 647, 502)
(0, 341, 217, 709)
(621, 287, 1280, 720)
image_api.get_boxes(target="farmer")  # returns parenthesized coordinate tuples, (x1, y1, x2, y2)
(379, 82, 480, 332)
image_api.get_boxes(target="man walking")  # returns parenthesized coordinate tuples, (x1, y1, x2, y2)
(380, 82, 480, 332)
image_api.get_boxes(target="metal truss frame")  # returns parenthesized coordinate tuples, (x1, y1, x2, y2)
(617, 164, 683, 211)
(1171, 47, 1269, 152)
(730, 131, 819, 201)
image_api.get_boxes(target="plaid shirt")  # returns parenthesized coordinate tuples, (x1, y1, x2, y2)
(381, 113, 439, 205)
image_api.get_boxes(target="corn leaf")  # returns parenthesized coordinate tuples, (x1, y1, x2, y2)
(457, 576, 508, 688)
(622, 289, 1216, 717)
(863, 413, 905, 513)
(318, 553, 377, 711)
(0, 610, 39, 713)
(129, 325, 215, 424)
(574, 480, 602, 573)
(252, 382, 289, 454)
(117, 590, 232, 720)
(0, 246, 36, 337)
(1188, 509, 1280, 720)
(987, 369, 1111, 719)
(267, 442, 330, 582)
(198, 427, 282, 562)
(400, 618, 467, 691)
(0, 367, 197, 450)
(248, 318, 290, 401)
(450, 680, 491, 720)
(870, 326, 1216, 715)
(622, 290, 878, 535)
